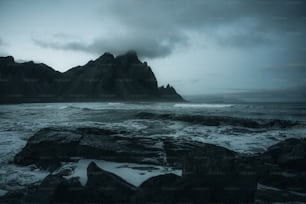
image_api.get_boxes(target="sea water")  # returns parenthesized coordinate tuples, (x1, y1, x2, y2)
(0, 101, 305, 194)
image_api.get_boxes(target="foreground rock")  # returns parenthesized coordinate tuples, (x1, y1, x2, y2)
(14, 127, 164, 169)
(131, 174, 186, 203)
(86, 162, 136, 203)
(182, 148, 257, 203)
(255, 138, 306, 202)
(0, 161, 256, 204)
(262, 138, 306, 170)
(9, 127, 306, 203)
(0, 175, 85, 204)
(14, 126, 231, 170)
(0, 162, 135, 204)
(131, 144, 257, 203)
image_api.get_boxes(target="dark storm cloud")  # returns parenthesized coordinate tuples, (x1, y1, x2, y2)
(101, 0, 306, 45)
(33, 0, 306, 58)
(213, 29, 273, 47)
(33, 31, 187, 58)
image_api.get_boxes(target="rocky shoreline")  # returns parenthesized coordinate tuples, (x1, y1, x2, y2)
(1, 126, 306, 203)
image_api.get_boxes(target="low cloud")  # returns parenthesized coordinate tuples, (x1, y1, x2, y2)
(33, 31, 188, 58)
(32, 0, 306, 58)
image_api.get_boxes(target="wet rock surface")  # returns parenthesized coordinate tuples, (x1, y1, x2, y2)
(255, 138, 306, 203)
(262, 138, 306, 170)
(14, 126, 225, 170)
(0, 175, 85, 204)
(14, 127, 164, 169)
(2, 127, 306, 203)
(86, 162, 136, 203)
(182, 150, 257, 203)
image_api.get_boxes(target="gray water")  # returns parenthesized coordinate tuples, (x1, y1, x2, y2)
(0, 101, 306, 194)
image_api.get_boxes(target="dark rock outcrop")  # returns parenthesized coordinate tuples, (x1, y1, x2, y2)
(0, 52, 183, 103)
(14, 127, 214, 170)
(0, 56, 61, 103)
(182, 149, 257, 203)
(14, 127, 165, 169)
(131, 174, 186, 204)
(0, 56, 15, 64)
(86, 162, 136, 203)
(26, 175, 85, 204)
(254, 138, 306, 202)
(158, 84, 183, 101)
(262, 138, 306, 170)
(9, 126, 306, 203)
(0, 175, 86, 204)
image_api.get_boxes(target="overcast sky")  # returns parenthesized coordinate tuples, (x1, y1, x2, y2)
(0, 0, 305, 95)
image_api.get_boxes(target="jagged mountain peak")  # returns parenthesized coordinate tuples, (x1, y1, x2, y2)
(0, 52, 184, 103)
(0, 56, 15, 65)
(95, 52, 115, 64)
(115, 50, 141, 64)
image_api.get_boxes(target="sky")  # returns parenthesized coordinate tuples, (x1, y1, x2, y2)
(0, 0, 305, 95)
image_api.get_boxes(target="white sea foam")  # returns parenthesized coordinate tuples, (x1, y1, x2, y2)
(0, 164, 48, 191)
(61, 159, 182, 187)
(0, 102, 305, 193)
(0, 189, 7, 196)
(59, 105, 69, 110)
(168, 123, 306, 154)
(174, 103, 233, 108)
(107, 102, 123, 106)
(257, 183, 282, 191)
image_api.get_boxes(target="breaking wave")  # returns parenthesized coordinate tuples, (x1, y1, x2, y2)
(174, 103, 233, 108)
(136, 112, 300, 129)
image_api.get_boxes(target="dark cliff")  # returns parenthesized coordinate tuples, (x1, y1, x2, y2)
(0, 52, 183, 103)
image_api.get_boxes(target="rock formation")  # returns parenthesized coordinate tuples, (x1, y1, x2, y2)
(0, 52, 183, 103)
(2, 125, 306, 203)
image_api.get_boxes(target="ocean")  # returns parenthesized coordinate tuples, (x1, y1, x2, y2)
(0, 100, 306, 195)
